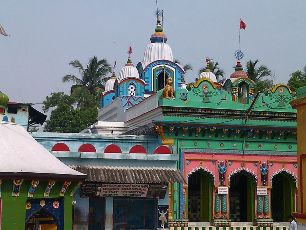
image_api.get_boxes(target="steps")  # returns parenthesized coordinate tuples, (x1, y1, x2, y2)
(169, 227, 288, 230)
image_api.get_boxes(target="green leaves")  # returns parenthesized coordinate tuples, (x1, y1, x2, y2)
(63, 56, 112, 97)
(246, 59, 273, 93)
(288, 67, 306, 92)
(43, 91, 98, 133)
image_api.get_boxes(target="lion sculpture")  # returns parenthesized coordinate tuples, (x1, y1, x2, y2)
(162, 77, 175, 99)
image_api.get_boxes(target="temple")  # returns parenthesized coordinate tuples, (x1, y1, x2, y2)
(0, 11, 298, 230)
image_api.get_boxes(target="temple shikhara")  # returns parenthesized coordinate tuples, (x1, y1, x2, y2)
(0, 10, 299, 230)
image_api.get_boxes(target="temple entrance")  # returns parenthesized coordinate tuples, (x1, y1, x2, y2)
(25, 208, 57, 230)
(188, 169, 213, 222)
(271, 172, 296, 222)
(157, 71, 169, 91)
(229, 171, 255, 222)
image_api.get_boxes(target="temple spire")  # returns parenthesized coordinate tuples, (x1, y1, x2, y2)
(126, 46, 133, 66)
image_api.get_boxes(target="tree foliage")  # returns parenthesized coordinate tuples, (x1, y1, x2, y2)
(288, 66, 306, 92)
(63, 56, 112, 97)
(43, 91, 98, 133)
(246, 59, 273, 93)
(174, 59, 192, 83)
(43, 56, 112, 133)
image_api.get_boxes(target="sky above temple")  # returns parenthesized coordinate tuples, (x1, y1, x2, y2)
(0, 0, 305, 106)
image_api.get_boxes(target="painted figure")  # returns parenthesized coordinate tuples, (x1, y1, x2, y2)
(159, 209, 168, 228)
(218, 161, 227, 186)
(260, 162, 269, 185)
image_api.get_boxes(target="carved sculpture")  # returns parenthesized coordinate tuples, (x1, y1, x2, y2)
(260, 162, 269, 186)
(218, 161, 227, 186)
(162, 77, 175, 99)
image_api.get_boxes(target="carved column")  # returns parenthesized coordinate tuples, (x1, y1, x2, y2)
(256, 162, 273, 226)
(168, 182, 173, 220)
(213, 161, 230, 227)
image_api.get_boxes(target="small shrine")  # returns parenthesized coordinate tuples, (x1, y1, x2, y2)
(0, 122, 85, 230)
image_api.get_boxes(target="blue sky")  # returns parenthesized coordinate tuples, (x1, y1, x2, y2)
(1, 0, 305, 105)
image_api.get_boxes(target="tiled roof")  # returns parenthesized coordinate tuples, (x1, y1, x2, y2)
(73, 166, 185, 184)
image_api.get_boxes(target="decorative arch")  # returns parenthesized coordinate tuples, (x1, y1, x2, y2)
(129, 145, 147, 154)
(78, 144, 96, 153)
(154, 145, 172, 154)
(270, 169, 297, 187)
(228, 168, 258, 184)
(104, 144, 122, 154)
(187, 166, 215, 184)
(271, 84, 292, 93)
(51, 143, 70, 152)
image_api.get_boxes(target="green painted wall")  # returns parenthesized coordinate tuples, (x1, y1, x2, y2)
(0, 179, 78, 230)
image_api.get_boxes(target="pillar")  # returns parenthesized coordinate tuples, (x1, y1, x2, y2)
(105, 197, 113, 230)
(213, 186, 230, 226)
(291, 86, 306, 228)
(183, 184, 188, 220)
(168, 182, 173, 220)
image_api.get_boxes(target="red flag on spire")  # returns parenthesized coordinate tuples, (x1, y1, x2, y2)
(240, 19, 246, 30)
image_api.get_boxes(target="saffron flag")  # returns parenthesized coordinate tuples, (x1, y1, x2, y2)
(0, 24, 8, 36)
(240, 19, 246, 30)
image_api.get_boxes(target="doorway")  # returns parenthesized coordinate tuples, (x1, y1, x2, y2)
(229, 171, 255, 222)
(271, 172, 296, 222)
(188, 169, 214, 222)
(157, 71, 169, 91)
(25, 208, 57, 230)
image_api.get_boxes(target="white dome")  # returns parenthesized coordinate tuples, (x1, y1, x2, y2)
(118, 64, 139, 82)
(105, 78, 116, 92)
(199, 71, 217, 82)
(142, 43, 174, 68)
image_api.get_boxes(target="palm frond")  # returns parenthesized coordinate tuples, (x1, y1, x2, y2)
(62, 75, 83, 85)
(69, 60, 84, 71)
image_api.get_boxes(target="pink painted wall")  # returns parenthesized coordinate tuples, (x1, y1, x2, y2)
(184, 152, 297, 187)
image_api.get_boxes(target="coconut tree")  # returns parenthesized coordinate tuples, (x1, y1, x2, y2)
(63, 56, 112, 98)
(174, 59, 192, 83)
(246, 59, 273, 93)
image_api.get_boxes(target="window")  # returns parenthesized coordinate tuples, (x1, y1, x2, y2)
(157, 71, 169, 91)
(128, 83, 136, 96)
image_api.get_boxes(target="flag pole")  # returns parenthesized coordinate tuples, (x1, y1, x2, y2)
(238, 18, 241, 50)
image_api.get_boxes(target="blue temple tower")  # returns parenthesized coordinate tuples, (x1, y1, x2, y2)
(99, 12, 185, 119)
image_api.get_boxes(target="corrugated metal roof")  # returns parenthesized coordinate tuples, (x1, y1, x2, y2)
(73, 166, 185, 184)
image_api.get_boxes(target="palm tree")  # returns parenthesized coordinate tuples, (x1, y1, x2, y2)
(198, 60, 225, 82)
(174, 59, 192, 83)
(174, 59, 192, 72)
(246, 60, 273, 92)
(63, 56, 112, 97)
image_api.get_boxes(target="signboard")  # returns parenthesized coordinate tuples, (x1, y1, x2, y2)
(257, 187, 268, 196)
(218, 186, 228, 194)
(96, 184, 149, 197)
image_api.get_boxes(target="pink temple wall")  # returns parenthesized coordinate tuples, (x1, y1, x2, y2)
(184, 152, 297, 187)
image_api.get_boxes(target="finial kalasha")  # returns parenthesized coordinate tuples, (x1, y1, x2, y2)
(205, 58, 212, 68)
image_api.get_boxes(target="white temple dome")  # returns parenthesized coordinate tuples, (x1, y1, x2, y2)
(105, 77, 116, 92)
(117, 59, 139, 83)
(199, 71, 217, 82)
(142, 43, 173, 68)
